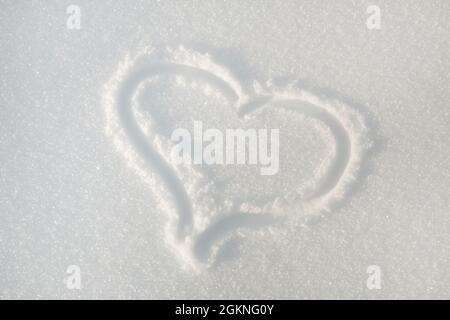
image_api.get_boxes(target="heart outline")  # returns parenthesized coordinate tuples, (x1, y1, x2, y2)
(103, 46, 372, 269)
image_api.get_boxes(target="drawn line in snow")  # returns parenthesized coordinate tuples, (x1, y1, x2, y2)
(103, 46, 372, 270)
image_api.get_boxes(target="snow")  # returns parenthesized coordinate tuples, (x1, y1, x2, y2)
(0, 0, 449, 299)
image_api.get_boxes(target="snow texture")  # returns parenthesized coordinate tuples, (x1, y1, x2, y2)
(0, 0, 449, 299)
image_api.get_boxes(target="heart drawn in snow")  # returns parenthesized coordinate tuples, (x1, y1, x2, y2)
(103, 46, 372, 270)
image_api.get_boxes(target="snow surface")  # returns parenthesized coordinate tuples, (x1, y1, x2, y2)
(0, 0, 449, 299)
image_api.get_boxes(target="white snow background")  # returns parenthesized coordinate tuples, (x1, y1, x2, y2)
(0, 0, 449, 299)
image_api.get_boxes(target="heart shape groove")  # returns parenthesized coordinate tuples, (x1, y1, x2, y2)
(103, 46, 372, 270)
